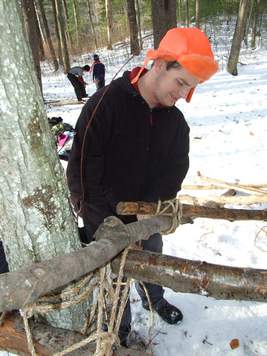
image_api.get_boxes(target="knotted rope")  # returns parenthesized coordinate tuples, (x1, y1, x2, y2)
(155, 198, 183, 234)
(19, 248, 131, 356)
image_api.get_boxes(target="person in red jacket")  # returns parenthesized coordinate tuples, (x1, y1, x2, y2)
(67, 27, 218, 347)
(67, 65, 90, 101)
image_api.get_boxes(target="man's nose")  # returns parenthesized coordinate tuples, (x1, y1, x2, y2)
(180, 86, 191, 99)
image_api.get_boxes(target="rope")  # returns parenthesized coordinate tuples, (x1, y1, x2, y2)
(155, 198, 183, 234)
(19, 248, 131, 356)
(20, 309, 37, 356)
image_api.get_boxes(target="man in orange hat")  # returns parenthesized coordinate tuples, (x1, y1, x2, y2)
(67, 27, 218, 347)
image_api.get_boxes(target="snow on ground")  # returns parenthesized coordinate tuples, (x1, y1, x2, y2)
(41, 46, 267, 356)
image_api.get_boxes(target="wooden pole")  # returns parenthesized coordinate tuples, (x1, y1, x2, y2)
(112, 250, 267, 302)
(116, 201, 267, 222)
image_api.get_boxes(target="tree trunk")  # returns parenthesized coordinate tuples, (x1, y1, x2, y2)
(105, 0, 113, 50)
(126, 0, 140, 55)
(135, 0, 143, 49)
(34, 1, 46, 61)
(21, 0, 42, 93)
(37, 0, 59, 71)
(151, 0, 177, 48)
(0, 0, 88, 331)
(184, 0, 190, 27)
(227, 0, 251, 76)
(52, 0, 63, 66)
(195, 0, 200, 28)
(73, 0, 81, 52)
(87, 0, 98, 49)
(251, 0, 261, 49)
(55, 0, 70, 72)
(1, 216, 266, 313)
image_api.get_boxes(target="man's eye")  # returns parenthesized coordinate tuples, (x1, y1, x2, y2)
(176, 80, 183, 86)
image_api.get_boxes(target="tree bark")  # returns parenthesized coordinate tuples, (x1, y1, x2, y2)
(105, 0, 113, 50)
(116, 201, 267, 222)
(0, 0, 87, 331)
(21, 0, 42, 93)
(87, 0, 98, 49)
(227, 0, 251, 75)
(37, 0, 59, 71)
(52, 0, 63, 66)
(55, 0, 70, 72)
(135, 0, 143, 49)
(73, 0, 81, 52)
(151, 0, 177, 48)
(251, 0, 261, 49)
(126, 0, 140, 55)
(112, 250, 267, 302)
(195, 0, 200, 28)
(184, 0, 190, 27)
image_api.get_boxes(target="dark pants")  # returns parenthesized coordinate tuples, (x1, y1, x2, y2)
(82, 224, 163, 338)
(67, 73, 86, 100)
(95, 78, 105, 91)
(0, 241, 9, 274)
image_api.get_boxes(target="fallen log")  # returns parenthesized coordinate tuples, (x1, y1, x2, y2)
(116, 201, 267, 221)
(112, 250, 267, 302)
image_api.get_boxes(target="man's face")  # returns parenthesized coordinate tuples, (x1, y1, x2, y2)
(153, 60, 199, 107)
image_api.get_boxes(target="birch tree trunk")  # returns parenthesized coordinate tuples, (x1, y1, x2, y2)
(0, 0, 89, 331)
(227, 0, 251, 76)
(105, 0, 113, 50)
(151, 0, 177, 48)
(37, 0, 59, 71)
(126, 0, 140, 55)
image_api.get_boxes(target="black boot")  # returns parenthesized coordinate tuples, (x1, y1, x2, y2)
(142, 298, 183, 325)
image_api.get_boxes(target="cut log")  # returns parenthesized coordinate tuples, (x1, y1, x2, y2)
(112, 250, 267, 302)
(116, 201, 267, 221)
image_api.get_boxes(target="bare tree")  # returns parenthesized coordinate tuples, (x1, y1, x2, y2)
(251, 0, 261, 49)
(73, 0, 81, 51)
(52, 0, 63, 66)
(54, 0, 70, 72)
(195, 0, 200, 28)
(151, 0, 177, 48)
(87, 0, 98, 49)
(127, 0, 140, 55)
(21, 0, 42, 92)
(0, 0, 90, 331)
(135, 0, 143, 49)
(37, 0, 59, 71)
(227, 0, 251, 75)
(105, 0, 113, 49)
(184, 0, 190, 27)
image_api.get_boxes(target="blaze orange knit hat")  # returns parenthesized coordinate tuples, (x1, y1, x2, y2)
(132, 27, 218, 102)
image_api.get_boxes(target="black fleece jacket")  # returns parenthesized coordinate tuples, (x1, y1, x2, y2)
(67, 70, 190, 233)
